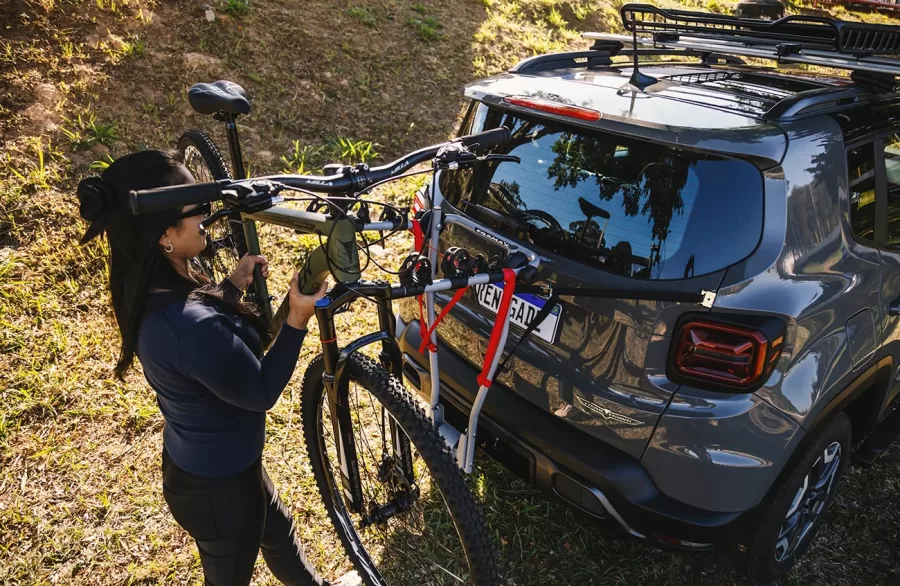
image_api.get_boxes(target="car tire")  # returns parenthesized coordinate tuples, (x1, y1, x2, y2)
(741, 411, 851, 583)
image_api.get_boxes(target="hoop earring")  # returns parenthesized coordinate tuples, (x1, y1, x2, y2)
(164, 243, 174, 253)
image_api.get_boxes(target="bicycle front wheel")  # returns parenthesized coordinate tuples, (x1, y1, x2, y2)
(177, 130, 247, 282)
(301, 353, 499, 586)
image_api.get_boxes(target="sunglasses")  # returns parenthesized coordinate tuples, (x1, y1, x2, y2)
(178, 202, 212, 219)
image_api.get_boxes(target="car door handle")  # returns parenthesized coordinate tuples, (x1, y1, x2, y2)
(890, 296, 900, 316)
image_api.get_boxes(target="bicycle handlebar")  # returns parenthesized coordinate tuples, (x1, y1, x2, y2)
(129, 127, 511, 215)
(129, 179, 231, 215)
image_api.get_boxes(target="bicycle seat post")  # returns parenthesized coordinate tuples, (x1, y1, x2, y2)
(217, 111, 246, 180)
(215, 110, 272, 321)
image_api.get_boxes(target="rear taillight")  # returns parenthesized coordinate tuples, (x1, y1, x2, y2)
(671, 319, 784, 390)
(502, 96, 602, 121)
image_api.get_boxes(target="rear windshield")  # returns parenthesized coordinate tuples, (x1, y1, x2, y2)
(439, 104, 764, 281)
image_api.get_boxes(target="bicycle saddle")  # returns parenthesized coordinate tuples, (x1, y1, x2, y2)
(188, 80, 251, 116)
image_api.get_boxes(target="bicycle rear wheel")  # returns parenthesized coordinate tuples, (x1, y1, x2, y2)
(177, 130, 247, 282)
(301, 353, 499, 586)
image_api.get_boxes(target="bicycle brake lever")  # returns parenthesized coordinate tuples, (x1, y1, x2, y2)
(480, 154, 521, 164)
(199, 195, 283, 231)
(200, 208, 237, 231)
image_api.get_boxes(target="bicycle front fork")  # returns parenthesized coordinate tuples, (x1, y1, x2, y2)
(315, 281, 415, 514)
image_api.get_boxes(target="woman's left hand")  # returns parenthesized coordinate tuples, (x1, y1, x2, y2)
(227, 254, 269, 291)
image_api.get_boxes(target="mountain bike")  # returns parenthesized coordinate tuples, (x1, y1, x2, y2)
(131, 82, 541, 586)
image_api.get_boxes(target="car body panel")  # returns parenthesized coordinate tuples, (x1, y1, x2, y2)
(395, 57, 900, 543)
(715, 116, 883, 428)
(641, 389, 802, 512)
(429, 198, 725, 459)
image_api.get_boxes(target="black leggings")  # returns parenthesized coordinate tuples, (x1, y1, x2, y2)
(162, 449, 328, 586)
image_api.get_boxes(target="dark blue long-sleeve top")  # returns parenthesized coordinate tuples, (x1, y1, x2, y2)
(136, 280, 306, 477)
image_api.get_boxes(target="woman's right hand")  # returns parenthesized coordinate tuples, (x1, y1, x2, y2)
(286, 272, 329, 330)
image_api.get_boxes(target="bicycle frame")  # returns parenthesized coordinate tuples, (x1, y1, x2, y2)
(213, 117, 539, 513)
(242, 193, 537, 474)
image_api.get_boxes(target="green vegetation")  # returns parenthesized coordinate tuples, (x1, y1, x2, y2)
(223, 0, 250, 17)
(347, 6, 377, 27)
(2, 0, 898, 584)
(408, 15, 443, 41)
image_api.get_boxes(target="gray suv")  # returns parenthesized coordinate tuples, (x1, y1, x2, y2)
(394, 5, 900, 583)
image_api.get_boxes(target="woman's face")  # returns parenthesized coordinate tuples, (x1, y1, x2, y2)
(160, 204, 209, 260)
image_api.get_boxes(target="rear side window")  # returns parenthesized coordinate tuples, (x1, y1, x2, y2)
(441, 107, 764, 280)
(884, 135, 900, 246)
(848, 142, 876, 242)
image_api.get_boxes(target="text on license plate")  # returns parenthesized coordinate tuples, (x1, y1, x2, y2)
(472, 283, 562, 344)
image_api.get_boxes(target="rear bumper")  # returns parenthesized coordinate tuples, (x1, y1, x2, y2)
(396, 316, 759, 549)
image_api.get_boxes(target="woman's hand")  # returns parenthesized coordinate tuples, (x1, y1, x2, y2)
(286, 272, 329, 330)
(227, 254, 269, 291)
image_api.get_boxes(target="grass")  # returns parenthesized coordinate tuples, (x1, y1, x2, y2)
(408, 15, 444, 41)
(347, 6, 378, 28)
(280, 137, 379, 174)
(326, 136, 380, 165)
(281, 141, 325, 174)
(89, 153, 116, 171)
(119, 36, 146, 58)
(61, 111, 120, 150)
(223, 0, 251, 17)
(7, 138, 64, 193)
(2, 0, 900, 585)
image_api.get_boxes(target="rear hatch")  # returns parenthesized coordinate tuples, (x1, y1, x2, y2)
(414, 101, 766, 459)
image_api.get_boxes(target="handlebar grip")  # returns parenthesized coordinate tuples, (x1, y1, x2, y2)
(458, 127, 511, 152)
(129, 180, 227, 215)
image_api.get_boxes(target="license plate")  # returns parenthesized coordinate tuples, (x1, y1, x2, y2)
(473, 283, 562, 344)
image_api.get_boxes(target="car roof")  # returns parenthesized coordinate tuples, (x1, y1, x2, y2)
(465, 60, 900, 164)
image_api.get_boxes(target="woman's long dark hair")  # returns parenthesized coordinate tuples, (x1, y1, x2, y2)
(77, 150, 267, 379)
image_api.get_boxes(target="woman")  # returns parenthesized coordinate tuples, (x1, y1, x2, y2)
(77, 149, 330, 586)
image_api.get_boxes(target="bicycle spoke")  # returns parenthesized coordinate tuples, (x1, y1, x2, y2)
(317, 377, 470, 585)
(324, 394, 386, 507)
(349, 386, 389, 504)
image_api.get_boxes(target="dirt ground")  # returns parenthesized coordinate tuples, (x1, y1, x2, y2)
(2, 0, 899, 584)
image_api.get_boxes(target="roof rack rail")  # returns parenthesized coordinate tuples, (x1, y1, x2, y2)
(582, 3, 900, 78)
(510, 44, 745, 74)
(511, 49, 620, 73)
(583, 31, 900, 78)
(763, 86, 875, 119)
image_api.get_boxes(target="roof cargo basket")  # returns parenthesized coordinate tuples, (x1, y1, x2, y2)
(582, 3, 900, 78)
(620, 3, 900, 56)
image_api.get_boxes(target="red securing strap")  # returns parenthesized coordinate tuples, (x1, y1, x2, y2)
(418, 286, 469, 354)
(411, 217, 424, 252)
(477, 269, 517, 389)
(417, 294, 436, 353)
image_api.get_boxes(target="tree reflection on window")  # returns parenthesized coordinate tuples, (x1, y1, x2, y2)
(448, 114, 763, 281)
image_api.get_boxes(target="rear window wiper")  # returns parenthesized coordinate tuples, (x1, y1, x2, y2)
(460, 201, 531, 232)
